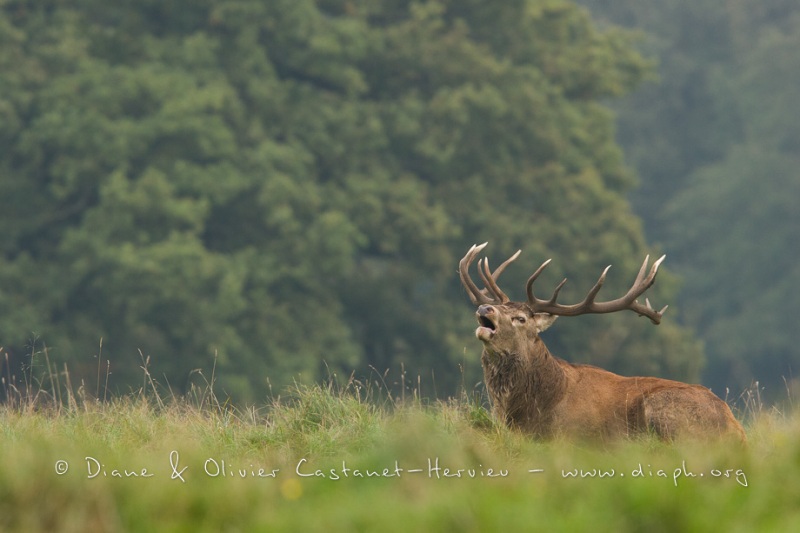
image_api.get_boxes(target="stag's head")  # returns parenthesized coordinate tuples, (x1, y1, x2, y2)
(473, 301, 557, 358)
(459, 243, 667, 358)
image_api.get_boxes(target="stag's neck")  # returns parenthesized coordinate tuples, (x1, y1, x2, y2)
(481, 339, 567, 435)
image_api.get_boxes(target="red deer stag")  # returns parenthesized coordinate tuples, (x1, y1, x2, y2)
(459, 243, 746, 442)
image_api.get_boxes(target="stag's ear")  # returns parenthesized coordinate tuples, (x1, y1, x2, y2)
(532, 313, 558, 333)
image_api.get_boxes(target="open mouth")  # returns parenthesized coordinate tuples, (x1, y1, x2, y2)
(478, 316, 496, 331)
(475, 315, 497, 340)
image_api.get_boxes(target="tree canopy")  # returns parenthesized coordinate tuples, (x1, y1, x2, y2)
(0, 0, 700, 401)
(581, 0, 800, 399)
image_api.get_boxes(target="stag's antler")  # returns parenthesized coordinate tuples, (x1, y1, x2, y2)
(458, 242, 521, 305)
(459, 243, 668, 324)
(525, 255, 668, 324)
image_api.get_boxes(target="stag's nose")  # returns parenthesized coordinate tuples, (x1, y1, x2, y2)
(477, 305, 495, 317)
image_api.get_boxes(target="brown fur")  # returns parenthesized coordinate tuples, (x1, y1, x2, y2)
(475, 303, 746, 443)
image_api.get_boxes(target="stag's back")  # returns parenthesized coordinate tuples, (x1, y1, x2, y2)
(553, 362, 747, 442)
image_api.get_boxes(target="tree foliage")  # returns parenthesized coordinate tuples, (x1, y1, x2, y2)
(0, 0, 697, 400)
(581, 0, 800, 397)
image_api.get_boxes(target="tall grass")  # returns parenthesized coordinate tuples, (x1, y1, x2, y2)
(1, 347, 799, 531)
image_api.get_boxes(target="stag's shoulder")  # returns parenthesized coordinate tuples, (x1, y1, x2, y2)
(623, 376, 712, 394)
(560, 358, 619, 376)
(562, 363, 715, 397)
(559, 359, 630, 386)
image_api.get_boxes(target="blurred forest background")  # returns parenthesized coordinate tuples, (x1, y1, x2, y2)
(0, 0, 796, 403)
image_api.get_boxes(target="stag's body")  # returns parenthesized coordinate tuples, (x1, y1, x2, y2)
(480, 322, 743, 440)
(460, 244, 746, 443)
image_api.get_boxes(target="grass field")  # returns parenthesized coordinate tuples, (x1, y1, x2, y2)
(1, 359, 799, 532)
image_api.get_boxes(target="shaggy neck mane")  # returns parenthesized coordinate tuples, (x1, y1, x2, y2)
(481, 339, 567, 436)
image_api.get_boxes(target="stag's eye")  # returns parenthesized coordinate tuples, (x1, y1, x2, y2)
(512, 316, 527, 324)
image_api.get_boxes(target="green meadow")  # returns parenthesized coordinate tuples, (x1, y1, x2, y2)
(1, 365, 798, 533)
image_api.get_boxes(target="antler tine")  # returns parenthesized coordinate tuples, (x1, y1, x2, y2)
(477, 258, 491, 296)
(643, 298, 669, 316)
(624, 255, 668, 323)
(479, 257, 511, 303)
(459, 243, 522, 306)
(632, 254, 650, 286)
(651, 254, 667, 281)
(525, 258, 553, 304)
(582, 265, 612, 306)
(459, 243, 493, 305)
(546, 277, 569, 305)
(491, 249, 521, 280)
(628, 298, 668, 324)
(617, 255, 665, 305)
